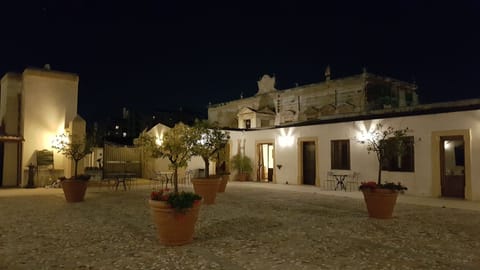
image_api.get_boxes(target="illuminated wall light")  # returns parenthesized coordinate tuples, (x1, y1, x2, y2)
(356, 130, 374, 143)
(153, 130, 164, 146)
(354, 120, 380, 143)
(278, 128, 295, 147)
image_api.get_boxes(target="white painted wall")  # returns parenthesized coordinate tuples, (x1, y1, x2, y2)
(228, 109, 480, 200)
(21, 69, 79, 185)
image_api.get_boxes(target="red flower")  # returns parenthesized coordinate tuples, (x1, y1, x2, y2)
(150, 189, 169, 201)
(150, 191, 159, 200)
(359, 181, 408, 191)
(359, 181, 377, 190)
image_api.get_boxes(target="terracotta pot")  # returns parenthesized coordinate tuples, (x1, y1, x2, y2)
(237, 172, 249, 181)
(61, 180, 88, 202)
(191, 177, 221, 204)
(217, 174, 229, 193)
(149, 199, 201, 246)
(361, 188, 399, 219)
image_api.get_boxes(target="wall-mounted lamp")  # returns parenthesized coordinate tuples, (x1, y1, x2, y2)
(276, 164, 283, 170)
(278, 128, 295, 147)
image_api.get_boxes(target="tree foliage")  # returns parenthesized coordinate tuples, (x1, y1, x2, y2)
(358, 123, 410, 184)
(136, 123, 197, 193)
(52, 134, 94, 179)
(190, 120, 230, 178)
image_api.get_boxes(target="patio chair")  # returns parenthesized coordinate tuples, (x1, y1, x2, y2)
(151, 171, 164, 190)
(181, 170, 193, 186)
(346, 172, 360, 191)
(326, 171, 336, 190)
(125, 173, 137, 190)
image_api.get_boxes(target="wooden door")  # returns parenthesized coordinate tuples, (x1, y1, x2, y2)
(302, 141, 316, 185)
(440, 136, 465, 198)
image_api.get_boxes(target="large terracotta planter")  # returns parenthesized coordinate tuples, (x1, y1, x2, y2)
(149, 199, 201, 246)
(361, 188, 399, 219)
(191, 177, 221, 205)
(237, 172, 249, 181)
(61, 180, 88, 202)
(217, 174, 229, 193)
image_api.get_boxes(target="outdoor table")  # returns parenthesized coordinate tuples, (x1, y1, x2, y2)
(333, 173, 349, 191)
(105, 172, 136, 191)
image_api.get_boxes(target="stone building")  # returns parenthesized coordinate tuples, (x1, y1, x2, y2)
(0, 66, 85, 187)
(204, 68, 480, 201)
(208, 68, 419, 129)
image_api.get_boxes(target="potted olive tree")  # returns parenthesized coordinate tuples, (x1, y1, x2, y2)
(358, 123, 410, 218)
(190, 120, 230, 204)
(231, 153, 253, 181)
(137, 123, 202, 246)
(52, 133, 93, 202)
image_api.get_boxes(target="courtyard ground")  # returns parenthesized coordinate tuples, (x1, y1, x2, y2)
(1, 181, 480, 270)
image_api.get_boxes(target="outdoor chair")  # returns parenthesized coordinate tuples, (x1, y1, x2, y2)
(181, 170, 193, 186)
(346, 172, 360, 191)
(326, 171, 336, 190)
(125, 173, 137, 190)
(151, 171, 164, 190)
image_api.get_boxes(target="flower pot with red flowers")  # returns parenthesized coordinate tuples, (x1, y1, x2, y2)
(190, 120, 230, 204)
(357, 124, 411, 218)
(136, 123, 203, 245)
(149, 189, 202, 246)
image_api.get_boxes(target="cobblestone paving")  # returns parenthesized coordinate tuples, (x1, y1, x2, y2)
(1, 183, 480, 269)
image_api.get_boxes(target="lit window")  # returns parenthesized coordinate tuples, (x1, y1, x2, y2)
(115, 125, 119, 130)
(122, 132, 127, 137)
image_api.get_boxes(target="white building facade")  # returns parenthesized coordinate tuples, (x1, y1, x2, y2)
(225, 101, 480, 201)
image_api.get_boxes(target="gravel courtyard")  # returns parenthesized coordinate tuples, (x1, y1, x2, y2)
(1, 182, 480, 270)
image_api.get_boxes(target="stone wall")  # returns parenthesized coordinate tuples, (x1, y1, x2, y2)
(208, 72, 417, 129)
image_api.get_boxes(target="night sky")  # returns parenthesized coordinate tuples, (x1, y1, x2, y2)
(0, 1, 479, 123)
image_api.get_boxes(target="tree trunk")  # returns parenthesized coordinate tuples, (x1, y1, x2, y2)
(173, 167, 178, 193)
(377, 155, 383, 185)
(74, 160, 79, 179)
(377, 165, 382, 185)
(203, 157, 210, 178)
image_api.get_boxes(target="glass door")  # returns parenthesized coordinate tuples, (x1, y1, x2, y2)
(440, 136, 465, 198)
